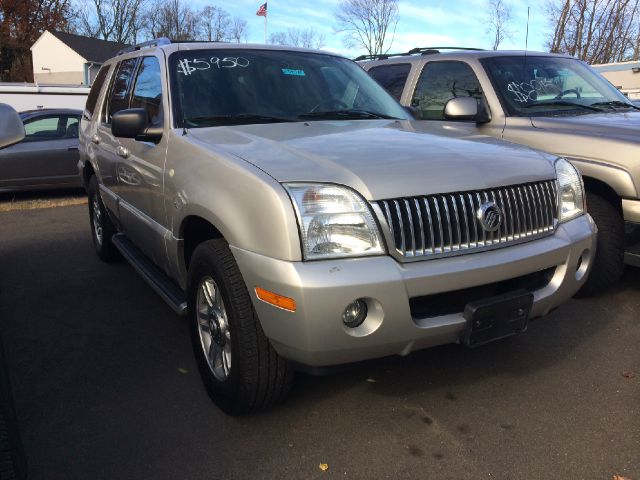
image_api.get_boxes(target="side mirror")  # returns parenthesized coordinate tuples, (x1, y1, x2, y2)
(112, 108, 162, 144)
(443, 97, 479, 121)
(443, 97, 491, 123)
(0, 103, 25, 149)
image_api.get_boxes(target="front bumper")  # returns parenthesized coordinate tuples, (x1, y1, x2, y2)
(231, 214, 597, 367)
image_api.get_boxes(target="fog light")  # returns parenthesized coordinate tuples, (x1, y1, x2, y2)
(342, 299, 368, 328)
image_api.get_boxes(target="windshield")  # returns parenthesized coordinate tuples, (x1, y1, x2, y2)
(481, 55, 635, 116)
(170, 49, 408, 128)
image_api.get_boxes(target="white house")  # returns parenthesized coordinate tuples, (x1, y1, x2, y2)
(30, 30, 127, 85)
(592, 60, 640, 100)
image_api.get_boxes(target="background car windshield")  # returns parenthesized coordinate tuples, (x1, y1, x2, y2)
(481, 56, 632, 116)
(170, 49, 408, 127)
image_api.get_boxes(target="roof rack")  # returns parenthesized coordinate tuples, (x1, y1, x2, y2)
(354, 46, 485, 62)
(117, 38, 171, 56)
(406, 47, 485, 55)
(353, 52, 410, 62)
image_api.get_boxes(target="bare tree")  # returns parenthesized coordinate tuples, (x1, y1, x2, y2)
(547, 0, 640, 63)
(268, 31, 288, 45)
(74, 0, 145, 43)
(485, 0, 513, 50)
(144, 0, 199, 41)
(230, 17, 249, 43)
(334, 0, 399, 56)
(200, 5, 230, 42)
(269, 27, 326, 49)
(299, 28, 326, 49)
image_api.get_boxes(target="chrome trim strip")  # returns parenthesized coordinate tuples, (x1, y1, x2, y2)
(404, 198, 416, 256)
(393, 200, 406, 255)
(413, 198, 426, 255)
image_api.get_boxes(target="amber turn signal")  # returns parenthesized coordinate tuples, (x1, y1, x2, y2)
(255, 287, 297, 312)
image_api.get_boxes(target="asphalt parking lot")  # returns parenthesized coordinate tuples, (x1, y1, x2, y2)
(0, 203, 638, 480)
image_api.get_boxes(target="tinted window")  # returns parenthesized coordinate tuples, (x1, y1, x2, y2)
(368, 64, 411, 100)
(131, 57, 163, 126)
(85, 65, 109, 119)
(412, 62, 483, 120)
(23, 116, 64, 142)
(107, 58, 138, 122)
(170, 50, 408, 128)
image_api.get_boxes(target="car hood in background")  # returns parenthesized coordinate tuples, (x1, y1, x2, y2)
(531, 111, 640, 141)
(188, 120, 556, 200)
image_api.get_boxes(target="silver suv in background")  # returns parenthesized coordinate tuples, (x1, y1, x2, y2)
(361, 48, 640, 295)
(79, 40, 596, 414)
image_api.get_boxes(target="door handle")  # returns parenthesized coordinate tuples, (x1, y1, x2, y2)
(68, 146, 79, 151)
(116, 145, 129, 159)
(91, 134, 100, 144)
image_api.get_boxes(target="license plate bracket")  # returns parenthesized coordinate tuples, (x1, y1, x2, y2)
(461, 290, 533, 347)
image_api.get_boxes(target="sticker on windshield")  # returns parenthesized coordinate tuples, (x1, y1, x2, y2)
(281, 68, 306, 76)
(178, 57, 250, 75)
(507, 78, 555, 103)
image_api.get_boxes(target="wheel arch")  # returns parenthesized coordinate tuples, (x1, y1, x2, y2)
(582, 176, 622, 213)
(82, 160, 96, 189)
(180, 214, 225, 275)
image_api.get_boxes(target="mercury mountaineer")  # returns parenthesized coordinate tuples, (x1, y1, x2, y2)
(78, 39, 596, 414)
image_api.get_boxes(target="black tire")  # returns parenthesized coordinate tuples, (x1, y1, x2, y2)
(87, 175, 120, 262)
(188, 239, 293, 415)
(576, 192, 625, 297)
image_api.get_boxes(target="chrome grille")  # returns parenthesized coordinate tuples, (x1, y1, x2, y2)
(376, 180, 558, 260)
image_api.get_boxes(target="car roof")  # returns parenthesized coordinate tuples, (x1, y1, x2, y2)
(20, 108, 82, 117)
(360, 49, 575, 65)
(107, 39, 346, 65)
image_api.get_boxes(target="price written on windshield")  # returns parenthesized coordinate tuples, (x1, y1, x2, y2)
(178, 57, 250, 75)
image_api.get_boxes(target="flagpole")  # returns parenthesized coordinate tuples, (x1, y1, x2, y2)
(264, 15, 267, 44)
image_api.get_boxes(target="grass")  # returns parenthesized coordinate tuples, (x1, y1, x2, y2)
(0, 189, 87, 212)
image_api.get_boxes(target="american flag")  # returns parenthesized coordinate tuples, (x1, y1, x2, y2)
(256, 2, 267, 16)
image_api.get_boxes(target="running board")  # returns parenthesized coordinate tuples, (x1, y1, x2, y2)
(625, 240, 640, 268)
(625, 251, 640, 268)
(112, 234, 188, 316)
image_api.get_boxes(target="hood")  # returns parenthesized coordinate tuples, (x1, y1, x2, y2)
(531, 111, 640, 141)
(188, 120, 556, 200)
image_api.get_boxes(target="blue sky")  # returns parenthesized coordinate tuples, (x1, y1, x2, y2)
(193, 0, 549, 55)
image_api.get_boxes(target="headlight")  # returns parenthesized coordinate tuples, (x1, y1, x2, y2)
(284, 183, 385, 260)
(555, 158, 585, 222)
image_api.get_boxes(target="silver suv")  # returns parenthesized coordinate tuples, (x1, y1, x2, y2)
(361, 48, 640, 295)
(79, 40, 596, 414)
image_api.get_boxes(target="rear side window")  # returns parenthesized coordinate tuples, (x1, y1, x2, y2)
(368, 64, 411, 100)
(412, 61, 483, 120)
(130, 57, 163, 126)
(84, 66, 109, 119)
(64, 115, 81, 138)
(23, 115, 69, 142)
(106, 58, 138, 122)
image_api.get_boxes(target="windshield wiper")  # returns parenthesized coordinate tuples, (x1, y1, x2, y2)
(519, 101, 602, 112)
(185, 113, 295, 126)
(589, 100, 640, 111)
(298, 109, 400, 120)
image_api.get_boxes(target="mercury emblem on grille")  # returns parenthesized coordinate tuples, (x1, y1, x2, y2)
(477, 202, 503, 232)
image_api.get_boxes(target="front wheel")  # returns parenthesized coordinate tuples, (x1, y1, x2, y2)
(188, 239, 293, 415)
(576, 193, 625, 297)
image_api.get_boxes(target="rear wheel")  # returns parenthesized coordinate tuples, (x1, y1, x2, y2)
(87, 175, 120, 262)
(188, 239, 293, 415)
(577, 192, 625, 297)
